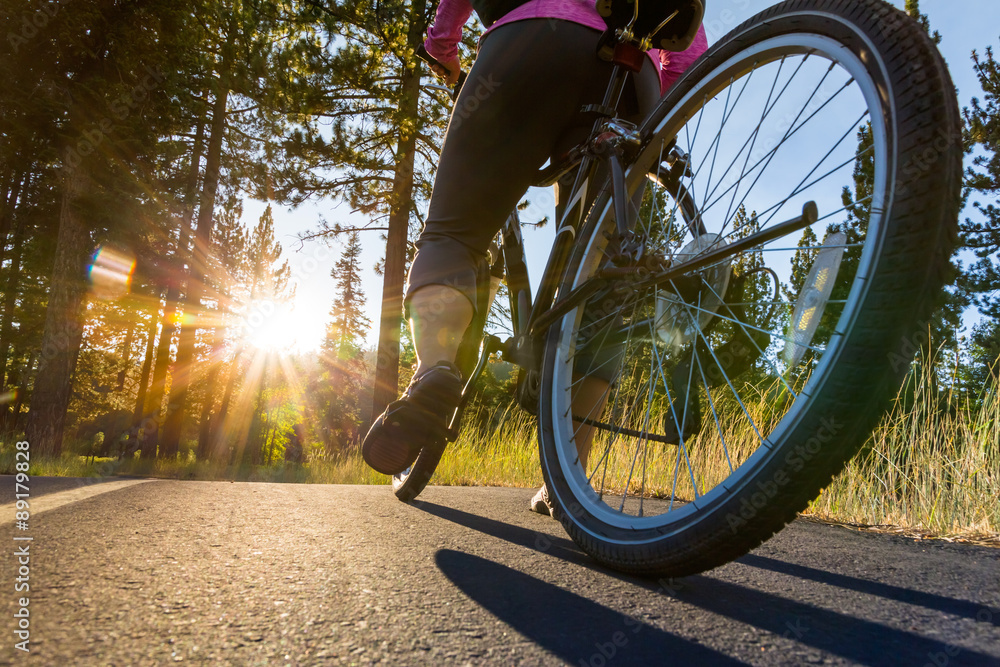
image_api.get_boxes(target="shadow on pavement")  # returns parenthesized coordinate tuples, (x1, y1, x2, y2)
(421, 499, 997, 664)
(671, 573, 998, 665)
(740, 553, 999, 627)
(435, 549, 744, 665)
(413, 500, 587, 565)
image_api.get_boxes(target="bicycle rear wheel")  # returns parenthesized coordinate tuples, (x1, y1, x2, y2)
(538, 0, 961, 576)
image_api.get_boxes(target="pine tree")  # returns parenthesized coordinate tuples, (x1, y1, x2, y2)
(904, 0, 965, 352)
(158, 0, 332, 457)
(961, 38, 1000, 384)
(729, 206, 776, 377)
(962, 43, 1000, 319)
(236, 205, 292, 463)
(904, 0, 942, 45)
(11, 0, 192, 456)
(819, 121, 875, 347)
(195, 195, 249, 459)
(315, 232, 370, 454)
(296, 0, 474, 424)
(784, 226, 819, 301)
(835, 2, 963, 362)
(326, 232, 370, 358)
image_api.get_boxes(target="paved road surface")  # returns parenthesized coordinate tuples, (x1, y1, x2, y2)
(1, 478, 998, 665)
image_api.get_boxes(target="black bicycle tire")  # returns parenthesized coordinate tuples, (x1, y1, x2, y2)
(392, 439, 447, 501)
(538, 0, 962, 577)
(392, 247, 499, 503)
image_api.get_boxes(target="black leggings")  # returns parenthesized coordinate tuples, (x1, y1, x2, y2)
(405, 19, 661, 313)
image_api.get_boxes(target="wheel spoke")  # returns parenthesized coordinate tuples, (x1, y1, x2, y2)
(701, 70, 857, 225)
(545, 27, 910, 530)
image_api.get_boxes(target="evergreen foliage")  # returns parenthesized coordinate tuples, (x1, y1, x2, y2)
(962, 39, 1000, 388)
(326, 232, 370, 358)
(0, 0, 995, 471)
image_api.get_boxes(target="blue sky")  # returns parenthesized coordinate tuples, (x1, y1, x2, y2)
(248, 0, 1000, 352)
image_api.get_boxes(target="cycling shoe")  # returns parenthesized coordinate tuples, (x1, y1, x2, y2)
(362, 362, 463, 475)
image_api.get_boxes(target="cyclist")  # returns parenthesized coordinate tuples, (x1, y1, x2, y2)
(362, 0, 708, 515)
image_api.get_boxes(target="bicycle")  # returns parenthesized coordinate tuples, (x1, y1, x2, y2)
(399, 0, 962, 577)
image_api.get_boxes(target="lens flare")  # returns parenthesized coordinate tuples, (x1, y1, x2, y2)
(89, 246, 136, 300)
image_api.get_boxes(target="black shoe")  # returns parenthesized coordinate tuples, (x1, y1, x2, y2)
(362, 362, 463, 475)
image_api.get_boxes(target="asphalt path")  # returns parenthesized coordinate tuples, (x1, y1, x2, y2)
(1, 477, 998, 665)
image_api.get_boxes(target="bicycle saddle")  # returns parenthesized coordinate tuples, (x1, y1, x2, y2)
(595, 0, 705, 51)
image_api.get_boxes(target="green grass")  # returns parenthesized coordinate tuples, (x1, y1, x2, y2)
(2, 366, 997, 540)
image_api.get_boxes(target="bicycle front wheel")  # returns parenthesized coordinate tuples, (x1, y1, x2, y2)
(538, 0, 961, 577)
(392, 441, 447, 501)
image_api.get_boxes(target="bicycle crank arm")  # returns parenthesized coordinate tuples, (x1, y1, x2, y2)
(446, 334, 504, 440)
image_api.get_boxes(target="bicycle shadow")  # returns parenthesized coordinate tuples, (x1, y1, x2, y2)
(434, 549, 743, 665)
(413, 500, 587, 563)
(738, 553, 999, 627)
(418, 501, 999, 665)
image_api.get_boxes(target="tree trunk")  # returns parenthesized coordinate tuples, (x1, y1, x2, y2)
(265, 415, 278, 465)
(10, 352, 36, 431)
(24, 152, 90, 456)
(197, 311, 226, 459)
(141, 116, 205, 458)
(369, 1, 427, 424)
(116, 314, 136, 391)
(0, 199, 28, 393)
(0, 171, 26, 269)
(252, 367, 268, 465)
(211, 343, 244, 461)
(141, 288, 177, 458)
(160, 84, 229, 458)
(127, 302, 158, 456)
(0, 213, 26, 431)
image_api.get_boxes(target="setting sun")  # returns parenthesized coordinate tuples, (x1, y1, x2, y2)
(242, 300, 327, 353)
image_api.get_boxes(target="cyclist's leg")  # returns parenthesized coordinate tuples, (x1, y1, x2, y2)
(558, 66, 660, 469)
(366, 20, 631, 475)
(408, 285, 472, 375)
(407, 21, 649, 376)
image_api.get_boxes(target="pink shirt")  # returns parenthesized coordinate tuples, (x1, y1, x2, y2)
(425, 0, 708, 94)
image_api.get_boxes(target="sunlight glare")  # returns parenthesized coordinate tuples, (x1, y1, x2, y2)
(243, 301, 326, 353)
(89, 246, 135, 300)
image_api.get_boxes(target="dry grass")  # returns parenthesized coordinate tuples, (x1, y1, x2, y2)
(2, 362, 995, 541)
(576, 379, 791, 501)
(404, 362, 1000, 540)
(809, 363, 999, 536)
(424, 404, 544, 488)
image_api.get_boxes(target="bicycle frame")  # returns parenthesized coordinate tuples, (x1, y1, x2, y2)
(446, 39, 820, 437)
(447, 52, 645, 433)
